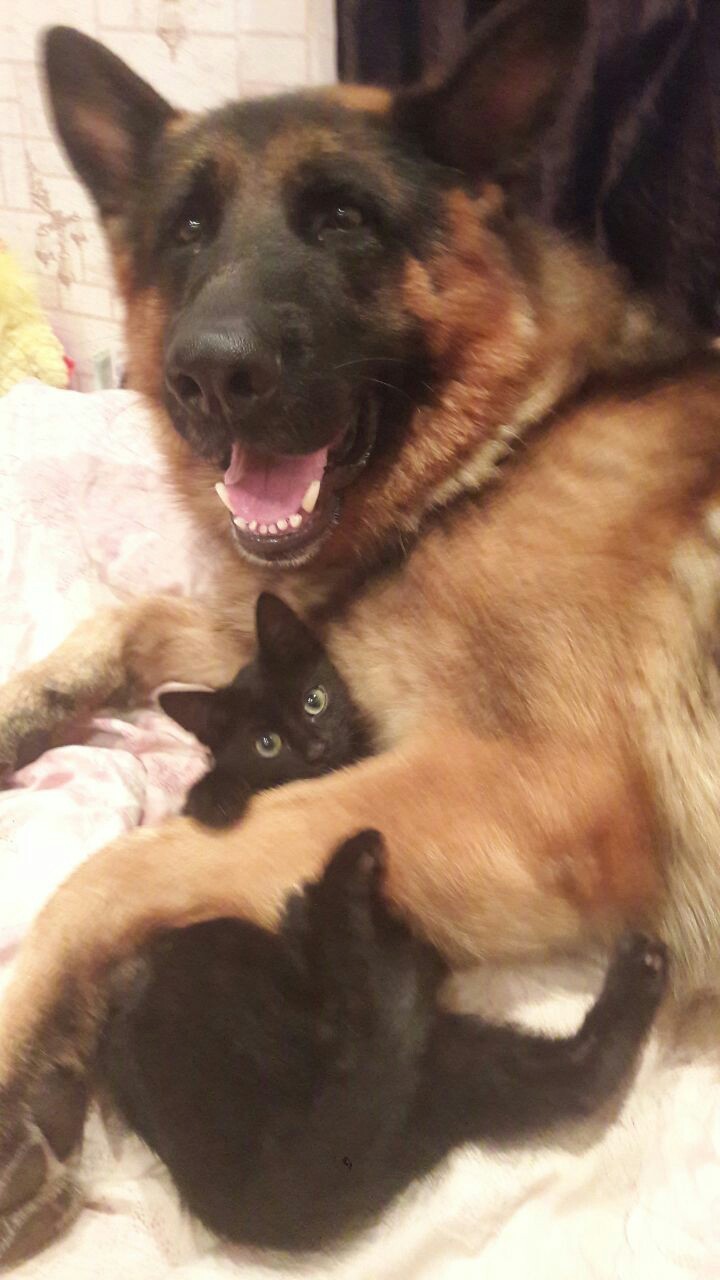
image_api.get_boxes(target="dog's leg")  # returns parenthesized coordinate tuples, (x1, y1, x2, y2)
(0, 728, 657, 1262)
(0, 595, 252, 772)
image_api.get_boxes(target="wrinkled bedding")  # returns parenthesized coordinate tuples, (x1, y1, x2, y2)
(1, 381, 720, 1279)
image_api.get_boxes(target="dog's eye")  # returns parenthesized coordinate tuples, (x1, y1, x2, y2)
(303, 686, 328, 716)
(314, 205, 365, 242)
(255, 731, 282, 758)
(175, 216, 203, 246)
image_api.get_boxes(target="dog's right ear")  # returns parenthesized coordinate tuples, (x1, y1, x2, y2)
(394, 0, 587, 178)
(159, 690, 230, 750)
(43, 27, 176, 216)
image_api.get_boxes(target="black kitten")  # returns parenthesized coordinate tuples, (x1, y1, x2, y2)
(160, 593, 368, 827)
(100, 831, 668, 1254)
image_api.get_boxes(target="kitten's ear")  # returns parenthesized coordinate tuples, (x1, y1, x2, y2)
(394, 0, 586, 177)
(255, 593, 322, 671)
(43, 26, 176, 216)
(159, 690, 230, 750)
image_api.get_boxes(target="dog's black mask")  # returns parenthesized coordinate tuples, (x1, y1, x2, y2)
(43, 6, 587, 566)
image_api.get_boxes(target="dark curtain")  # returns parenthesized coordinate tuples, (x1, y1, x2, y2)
(336, 0, 499, 87)
(336, 0, 720, 330)
(536, 0, 719, 328)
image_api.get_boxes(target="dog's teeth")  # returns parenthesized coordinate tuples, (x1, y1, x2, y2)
(289, 513, 302, 529)
(259, 524, 268, 535)
(301, 480, 320, 514)
(234, 516, 246, 529)
(215, 482, 233, 512)
(268, 523, 278, 535)
(249, 520, 258, 532)
(277, 518, 288, 532)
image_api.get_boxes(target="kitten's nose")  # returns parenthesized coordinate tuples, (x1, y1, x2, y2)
(306, 740, 326, 762)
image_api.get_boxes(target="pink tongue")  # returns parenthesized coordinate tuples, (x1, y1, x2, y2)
(224, 442, 329, 524)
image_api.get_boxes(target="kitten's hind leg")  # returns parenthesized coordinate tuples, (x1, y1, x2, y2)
(416, 933, 668, 1158)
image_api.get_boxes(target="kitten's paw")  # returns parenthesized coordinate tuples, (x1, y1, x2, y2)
(611, 932, 669, 994)
(596, 933, 669, 1026)
(184, 774, 248, 828)
(321, 829, 385, 895)
(304, 832, 444, 1030)
(306, 830, 387, 940)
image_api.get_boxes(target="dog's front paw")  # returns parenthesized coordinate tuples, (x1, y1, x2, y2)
(0, 1067, 88, 1265)
(0, 666, 81, 776)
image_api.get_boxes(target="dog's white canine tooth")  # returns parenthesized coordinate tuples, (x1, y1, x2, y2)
(301, 479, 321, 514)
(215, 482, 233, 512)
(259, 524, 268, 535)
(234, 516, 246, 529)
(249, 520, 258, 532)
(268, 523, 278, 534)
(277, 518, 288, 532)
(289, 513, 302, 529)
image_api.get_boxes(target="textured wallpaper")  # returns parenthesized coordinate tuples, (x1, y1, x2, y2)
(0, 0, 336, 388)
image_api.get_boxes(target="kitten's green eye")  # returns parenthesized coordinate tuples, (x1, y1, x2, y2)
(304, 686, 328, 717)
(255, 731, 282, 758)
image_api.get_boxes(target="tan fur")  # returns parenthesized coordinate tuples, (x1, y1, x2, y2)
(324, 84, 392, 113)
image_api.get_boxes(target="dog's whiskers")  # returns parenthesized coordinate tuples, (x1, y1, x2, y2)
(331, 357, 413, 372)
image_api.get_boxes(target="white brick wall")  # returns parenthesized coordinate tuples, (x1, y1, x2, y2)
(0, 0, 336, 389)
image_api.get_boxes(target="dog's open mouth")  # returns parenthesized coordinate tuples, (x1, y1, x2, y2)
(215, 401, 377, 565)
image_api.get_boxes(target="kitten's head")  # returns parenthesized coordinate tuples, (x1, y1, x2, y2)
(160, 593, 366, 792)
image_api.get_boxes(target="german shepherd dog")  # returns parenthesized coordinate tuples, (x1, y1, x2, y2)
(0, 0, 719, 1261)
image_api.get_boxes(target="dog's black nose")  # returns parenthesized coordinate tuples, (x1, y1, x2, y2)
(166, 326, 279, 418)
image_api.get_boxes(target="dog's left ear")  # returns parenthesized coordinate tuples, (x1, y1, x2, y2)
(43, 26, 176, 216)
(395, 0, 587, 177)
(255, 593, 322, 672)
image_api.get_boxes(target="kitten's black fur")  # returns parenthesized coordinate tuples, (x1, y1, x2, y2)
(101, 830, 668, 1253)
(160, 593, 368, 827)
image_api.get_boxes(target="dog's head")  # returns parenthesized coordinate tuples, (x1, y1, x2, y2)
(44, 3, 586, 569)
